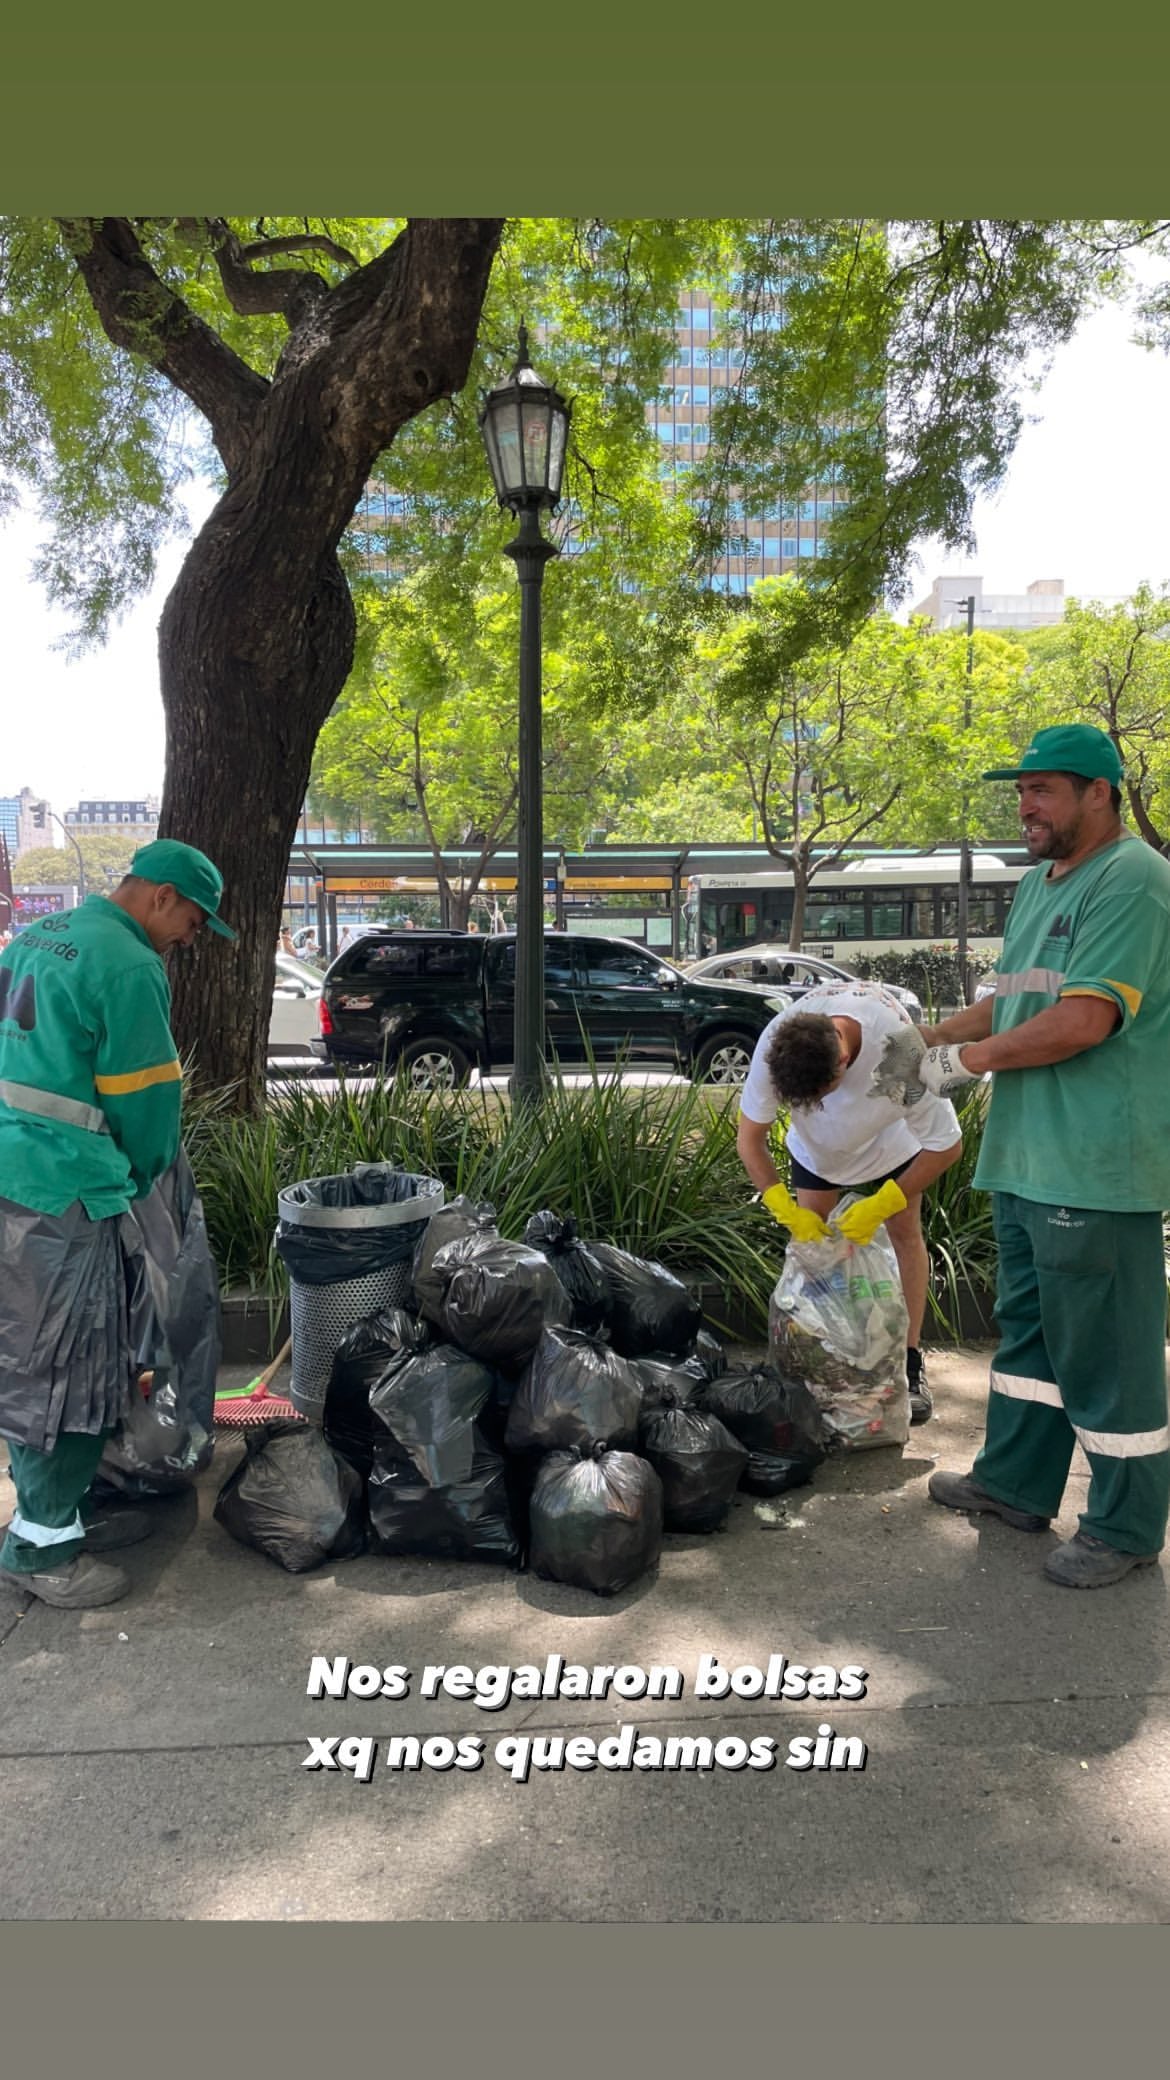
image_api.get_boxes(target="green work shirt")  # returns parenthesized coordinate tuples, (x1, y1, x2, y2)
(974, 836, 1170, 1212)
(0, 896, 182, 1218)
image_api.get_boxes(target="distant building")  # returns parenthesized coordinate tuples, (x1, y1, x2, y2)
(0, 787, 54, 858)
(913, 575, 1065, 633)
(64, 795, 160, 839)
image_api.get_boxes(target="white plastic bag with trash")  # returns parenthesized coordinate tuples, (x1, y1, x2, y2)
(768, 1197, 910, 1451)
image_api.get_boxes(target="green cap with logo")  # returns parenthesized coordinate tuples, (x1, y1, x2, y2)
(983, 724, 1125, 785)
(129, 839, 237, 940)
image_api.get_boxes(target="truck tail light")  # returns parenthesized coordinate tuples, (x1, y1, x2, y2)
(318, 997, 334, 1037)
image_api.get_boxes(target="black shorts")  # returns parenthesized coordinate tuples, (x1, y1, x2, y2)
(788, 1151, 916, 1196)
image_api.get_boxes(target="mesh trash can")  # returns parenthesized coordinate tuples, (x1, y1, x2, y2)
(275, 1163, 444, 1424)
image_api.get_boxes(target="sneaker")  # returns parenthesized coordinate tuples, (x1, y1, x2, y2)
(0, 1556, 129, 1608)
(1043, 1531, 1160, 1590)
(906, 1348, 932, 1425)
(80, 1506, 154, 1554)
(927, 1470, 1051, 1533)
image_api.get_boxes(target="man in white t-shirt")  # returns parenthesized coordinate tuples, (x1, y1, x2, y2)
(737, 981, 963, 1424)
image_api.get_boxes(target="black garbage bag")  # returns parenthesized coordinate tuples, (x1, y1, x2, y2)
(274, 1164, 444, 1284)
(99, 1150, 220, 1496)
(629, 1352, 710, 1412)
(505, 1327, 642, 1455)
(586, 1243, 701, 1359)
(412, 1196, 498, 1324)
(691, 1329, 726, 1380)
(700, 1365, 827, 1495)
(213, 1420, 366, 1573)
(638, 1396, 748, 1532)
(368, 1342, 516, 1563)
(522, 1211, 611, 1333)
(529, 1444, 663, 1597)
(368, 1443, 518, 1565)
(433, 1231, 571, 1367)
(323, 1308, 430, 1479)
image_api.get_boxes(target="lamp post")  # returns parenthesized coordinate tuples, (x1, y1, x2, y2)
(479, 326, 570, 1104)
(948, 594, 977, 1004)
(50, 813, 87, 903)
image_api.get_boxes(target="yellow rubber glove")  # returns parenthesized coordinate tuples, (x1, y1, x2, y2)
(762, 1182, 832, 1244)
(833, 1178, 907, 1247)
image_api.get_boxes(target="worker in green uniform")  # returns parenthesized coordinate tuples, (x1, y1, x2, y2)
(871, 725, 1170, 1588)
(0, 840, 235, 1609)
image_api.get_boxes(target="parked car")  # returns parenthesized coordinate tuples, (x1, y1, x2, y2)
(315, 930, 792, 1089)
(269, 952, 324, 1055)
(685, 946, 923, 1023)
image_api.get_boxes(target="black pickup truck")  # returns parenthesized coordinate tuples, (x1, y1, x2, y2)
(315, 929, 790, 1089)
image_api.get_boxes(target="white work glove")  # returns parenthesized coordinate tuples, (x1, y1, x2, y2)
(870, 1028, 980, 1106)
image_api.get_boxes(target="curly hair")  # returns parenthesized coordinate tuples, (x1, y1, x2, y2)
(764, 1013, 843, 1111)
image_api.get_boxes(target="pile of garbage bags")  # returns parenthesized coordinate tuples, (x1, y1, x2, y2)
(213, 1195, 833, 1597)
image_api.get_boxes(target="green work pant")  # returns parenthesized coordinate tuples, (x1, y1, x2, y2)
(972, 1192, 1170, 1555)
(0, 1431, 110, 1573)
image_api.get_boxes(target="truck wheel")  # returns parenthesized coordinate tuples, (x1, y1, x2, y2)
(399, 1038, 472, 1092)
(692, 1032, 755, 1086)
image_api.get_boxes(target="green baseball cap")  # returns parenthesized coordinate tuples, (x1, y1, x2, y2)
(129, 839, 237, 940)
(983, 724, 1124, 785)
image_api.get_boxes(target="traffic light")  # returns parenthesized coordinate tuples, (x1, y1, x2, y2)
(32, 802, 46, 830)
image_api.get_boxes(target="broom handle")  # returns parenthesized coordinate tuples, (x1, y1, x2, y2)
(253, 1334, 294, 1394)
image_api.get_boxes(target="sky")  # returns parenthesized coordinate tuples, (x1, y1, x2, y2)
(3, 268, 1170, 820)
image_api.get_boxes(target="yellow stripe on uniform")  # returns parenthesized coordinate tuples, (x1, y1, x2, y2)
(94, 1059, 183, 1096)
(1061, 981, 1143, 1016)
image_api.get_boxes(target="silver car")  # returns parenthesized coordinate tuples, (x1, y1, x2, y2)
(685, 946, 923, 1023)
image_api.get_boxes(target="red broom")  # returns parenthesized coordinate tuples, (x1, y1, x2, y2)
(214, 1335, 303, 1428)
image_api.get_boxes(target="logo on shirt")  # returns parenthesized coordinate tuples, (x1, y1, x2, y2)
(0, 966, 37, 1033)
(1045, 914, 1072, 940)
(1047, 1207, 1086, 1230)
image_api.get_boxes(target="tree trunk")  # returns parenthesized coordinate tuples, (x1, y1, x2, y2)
(158, 483, 356, 1109)
(789, 864, 808, 949)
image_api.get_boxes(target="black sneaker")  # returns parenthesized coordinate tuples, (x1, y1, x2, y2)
(906, 1348, 932, 1425)
(1043, 1531, 1160, 1589)
(927, 1469, 1050, 1533)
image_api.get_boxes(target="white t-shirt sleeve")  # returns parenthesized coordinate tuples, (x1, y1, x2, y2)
(902, 1088, 962, 1152)
(738, 1012, 787, 1125)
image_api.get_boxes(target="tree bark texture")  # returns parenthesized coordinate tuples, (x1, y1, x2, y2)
(62, 216, 505, 1107)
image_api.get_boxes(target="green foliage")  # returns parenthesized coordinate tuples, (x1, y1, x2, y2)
(184, 1067, 782, 1338)
(920, 1084, 999, 1343)
(184, 1067, 1001, 1344)
(847, 946, 1001, 1014)
(13, 830, 139, 886)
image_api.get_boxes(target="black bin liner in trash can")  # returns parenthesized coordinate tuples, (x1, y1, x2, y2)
(586, 1243, 702, 1359)
(522, 1211, 611, 1333)
(213, 1420, 366, 1572)
(700, 1365, 826, 1495)
(323, 1307, 431, 1479)
(368, 1342, 517, 1563)
(98, 1150, 221, 1497)
(274, 1163, 444, 1423)
(529, 1445, 663, 1597)
(638, 1397, 748, 1532)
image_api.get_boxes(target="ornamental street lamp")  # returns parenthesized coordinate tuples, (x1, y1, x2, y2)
(479, 326, 571, 1103)
(947, 594, 979, 1004)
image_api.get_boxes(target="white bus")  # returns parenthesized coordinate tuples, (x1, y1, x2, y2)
(685, 851, 1028, 959)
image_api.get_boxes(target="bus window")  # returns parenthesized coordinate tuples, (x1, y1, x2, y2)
(939, 886, 1001, 936)
(906, 886, 937, 936)
(868, 897, 905, 938)
(719, 900, 759, 947)
(804, 890, 866, 939)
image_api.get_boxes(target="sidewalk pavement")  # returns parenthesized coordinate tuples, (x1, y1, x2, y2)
(2, 1344, 1168, 1923)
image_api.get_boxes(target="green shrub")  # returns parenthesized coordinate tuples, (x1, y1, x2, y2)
(184, 1068, 1001, 1346)
(848, 945, 1000, 1011)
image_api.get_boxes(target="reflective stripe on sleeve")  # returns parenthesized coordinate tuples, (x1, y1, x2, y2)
(1073, 1423, 1170, 1459)
(990, 1369, 1064, 1409)
(10, 1510, 84, 1547)
(94, 1060, 182, 1097)
(0, 1078, 109, 1135)
(994, 969, 1065, 999)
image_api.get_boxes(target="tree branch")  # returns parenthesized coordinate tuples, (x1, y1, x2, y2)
(205, 217, 329, 324)
(240, 232, 359, 270)
(57, 216, 267, 474)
